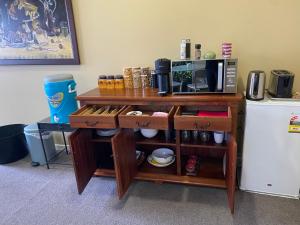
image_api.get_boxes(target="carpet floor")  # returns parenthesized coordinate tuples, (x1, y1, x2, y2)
(0, 157, 299, 225)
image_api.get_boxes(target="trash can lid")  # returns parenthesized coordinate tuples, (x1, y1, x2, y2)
(44, 74, 74, 83)
(24, 123, 39, 134)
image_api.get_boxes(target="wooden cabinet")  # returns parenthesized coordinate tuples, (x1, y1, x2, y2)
(69, 88, 242, 214)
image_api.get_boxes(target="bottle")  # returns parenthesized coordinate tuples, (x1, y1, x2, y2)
(195, 44, 201, 60)
(106, 75, 115, 89)
(98, 75, 107, 90)
(114, 75, 125, 89)
(180, 39, 191, 60)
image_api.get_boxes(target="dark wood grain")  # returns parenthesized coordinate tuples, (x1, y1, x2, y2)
(77, 88, 243, 105)
(69, 129, 96, 194)
(226, 135, 237, 214)
(69, 87, 242, 213)
(111, 129, 137, 199)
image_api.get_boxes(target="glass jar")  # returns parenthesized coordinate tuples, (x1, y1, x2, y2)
(123, 67, 133, 79)
(124, 75, 133, 89)
(106, 75, 115, 89)
(114, 75, 125, 89)
(133, 74, 142, 89)
(141, 75, 149, 88)
(98, 75, 107, 90)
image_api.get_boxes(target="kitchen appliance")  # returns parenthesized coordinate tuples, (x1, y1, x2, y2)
(171, 59, 237, 94)
(155, 58, 171, 95)
(240, 97, 300, 198)
(268, 70, 294, 98)
(246, 70, 266, 100)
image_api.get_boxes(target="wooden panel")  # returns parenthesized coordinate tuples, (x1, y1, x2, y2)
(135, 131, 176, 147)
(69, 129, 96, 194)
(94, 168, 116, 177)
(111, 129, 137, 199)
(118, 105, 176, 130)
(70, 105, 126, 129)
(77, 88, 243, 105)
(174, 106, 232, 131)
(226, 135, 237, 214)
(135, 173, 226, 188)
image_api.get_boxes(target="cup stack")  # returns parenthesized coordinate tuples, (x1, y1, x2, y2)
(222, 43, 232, 59)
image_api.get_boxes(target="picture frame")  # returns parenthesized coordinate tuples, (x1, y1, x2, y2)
(0, 0, 80, 65)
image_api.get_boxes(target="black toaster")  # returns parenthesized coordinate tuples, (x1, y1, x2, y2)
(268, 70, 294, 98)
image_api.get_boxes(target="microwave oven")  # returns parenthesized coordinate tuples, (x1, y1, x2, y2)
(171, 59, 238, 94)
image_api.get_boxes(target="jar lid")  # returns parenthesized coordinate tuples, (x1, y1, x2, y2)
(115, 75, 123, 79)
(107, 75, 115, 79)
(98, 75, 106, 79)
(195, 44, 201, 49)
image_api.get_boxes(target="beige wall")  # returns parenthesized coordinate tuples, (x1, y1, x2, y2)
(0, 0, 299, 125)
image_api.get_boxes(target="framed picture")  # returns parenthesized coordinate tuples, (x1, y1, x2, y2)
(0, 0, 79, 65)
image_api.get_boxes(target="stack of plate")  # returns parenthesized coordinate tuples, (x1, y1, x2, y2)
(147, 148, 175, 167)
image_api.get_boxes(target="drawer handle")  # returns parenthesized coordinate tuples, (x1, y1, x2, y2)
(194, 122, 211, 130)
(136, 121, 150, 128)
(85, 121, 99, 127)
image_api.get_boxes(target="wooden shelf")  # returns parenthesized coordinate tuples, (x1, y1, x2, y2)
(91, 136, 112, 143)
(181, 156, 225, 180)
(135, 172, 226, 188)
(137, 156, 177, 175)
(94, 168, 115, 177)
(135, 131, 176, 147)
(181, 140, 227, 149)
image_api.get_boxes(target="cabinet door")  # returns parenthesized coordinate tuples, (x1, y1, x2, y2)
(69, 129, 96, 194)
(226, 134, 237, 214)
(111, 129, 137, 199)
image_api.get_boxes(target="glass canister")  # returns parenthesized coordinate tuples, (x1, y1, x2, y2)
(114, 75, 125, 89)
(141, 75, 150, 88)
(124, 75, 133, 89)
(106, 75, 115, 89)
(133, 74, 142, 89)
(98, 75, 107, 90)
(123, 67, 133, 79)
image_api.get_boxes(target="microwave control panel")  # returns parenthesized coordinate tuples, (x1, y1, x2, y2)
(224, 59, 238, 93)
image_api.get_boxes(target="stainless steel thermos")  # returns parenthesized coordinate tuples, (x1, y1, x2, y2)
(246, 70, 266, 100)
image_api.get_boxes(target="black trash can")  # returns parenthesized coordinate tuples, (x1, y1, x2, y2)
(0, 124, 28, 164)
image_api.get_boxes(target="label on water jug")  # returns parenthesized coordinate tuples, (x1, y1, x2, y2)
(48, 92, 64, 108)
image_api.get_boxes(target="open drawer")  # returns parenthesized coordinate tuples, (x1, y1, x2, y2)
(70, 105, 126, 129)
(118, 105, 176, 130)
(174, 106, 232, 131)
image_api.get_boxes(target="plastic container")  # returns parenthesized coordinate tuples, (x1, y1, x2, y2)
(114, 75, 125, 89)
(44, 74, 78, 123)
(106, 75, 115, 89)
(24, 124, 56, 165)
(98, 75, 107, 90)
(0, 124, 28, 164)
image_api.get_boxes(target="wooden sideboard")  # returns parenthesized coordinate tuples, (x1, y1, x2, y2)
(69, 88, 243, 214)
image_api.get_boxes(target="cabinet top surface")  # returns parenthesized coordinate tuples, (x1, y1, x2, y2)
(77, 88, 243, 104)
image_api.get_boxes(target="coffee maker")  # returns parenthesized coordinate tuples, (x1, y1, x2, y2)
(155, 58, 171, 96)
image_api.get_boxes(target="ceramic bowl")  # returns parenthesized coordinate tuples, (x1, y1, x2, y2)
(140, 128, 158, 138)
(152, 148, 174, 164)
(96, 128, 119, 137)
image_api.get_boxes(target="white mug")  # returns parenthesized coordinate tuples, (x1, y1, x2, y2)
(214, 131, 224, 144)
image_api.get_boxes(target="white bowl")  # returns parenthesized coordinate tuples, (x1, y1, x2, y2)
(152, 148, 174, 164)
(140, 129, 158, 138)
(96, 128, 119, 137)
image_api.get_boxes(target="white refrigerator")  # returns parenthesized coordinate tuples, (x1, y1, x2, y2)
(240, 96, 300, 198)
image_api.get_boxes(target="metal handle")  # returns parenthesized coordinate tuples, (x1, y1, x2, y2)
(136, 121, 150, 128)
(85, 121, 99, 127)
(194, 121, 211, 130)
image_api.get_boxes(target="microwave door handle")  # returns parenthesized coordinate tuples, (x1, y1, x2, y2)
(217, 62, 223, 91)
